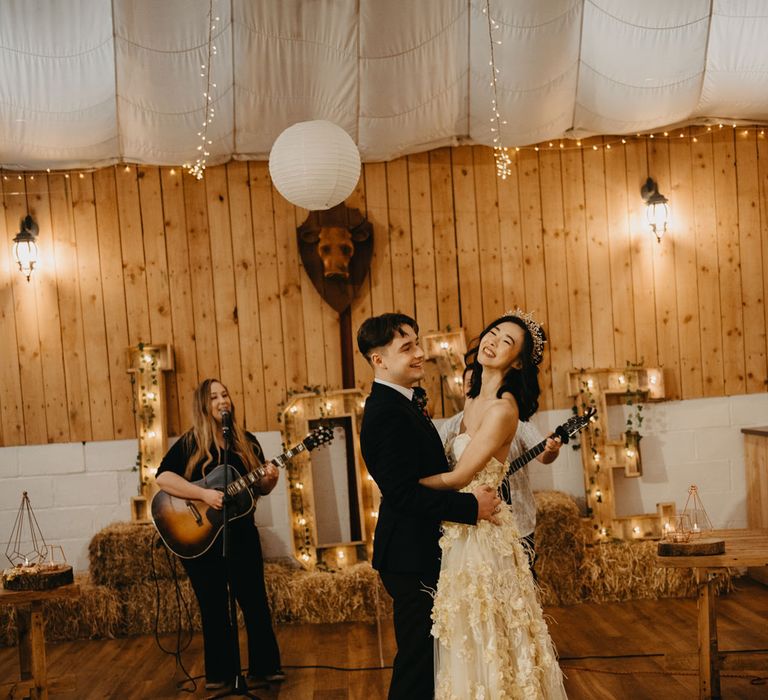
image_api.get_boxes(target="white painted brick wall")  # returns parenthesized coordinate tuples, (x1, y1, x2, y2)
(642, 431, 697, 466)
(729, 393, 768, 427)
(33, 507, 100, 541)
(0, 477, 56, 510)
(18, 443, 85, 475)
(54, 473, 121, 507)
(0, 431, 293, 573)
(655, 396, 732, 431)
(570, 394, 764, 529)
(1, 394, 764, 572)
(84, 439, 138, 472)
(0, 447, 19, 478)
(437, 393, 766, 531)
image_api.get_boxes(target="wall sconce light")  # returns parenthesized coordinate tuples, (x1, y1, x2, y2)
(640, 177, 669, 242)
(13, 215, 39, 281)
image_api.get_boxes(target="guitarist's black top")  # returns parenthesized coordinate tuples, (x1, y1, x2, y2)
(360, 382, 478, 579)
(157, 432, 264, 530)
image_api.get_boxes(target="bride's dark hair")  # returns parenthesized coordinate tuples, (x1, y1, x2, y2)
(464, 314, 546, 422)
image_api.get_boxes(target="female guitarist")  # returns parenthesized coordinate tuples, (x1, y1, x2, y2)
(155, 378, 283, 691)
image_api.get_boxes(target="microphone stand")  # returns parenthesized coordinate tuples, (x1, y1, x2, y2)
(208, 412, 261, 699)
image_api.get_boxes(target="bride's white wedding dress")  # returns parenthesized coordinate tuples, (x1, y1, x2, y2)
(432, 433, 567, 699)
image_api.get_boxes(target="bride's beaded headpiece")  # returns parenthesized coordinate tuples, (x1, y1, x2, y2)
(506, 308, 546, 366)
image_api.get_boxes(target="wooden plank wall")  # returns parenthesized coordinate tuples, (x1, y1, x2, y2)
(1, 129, 767, 446)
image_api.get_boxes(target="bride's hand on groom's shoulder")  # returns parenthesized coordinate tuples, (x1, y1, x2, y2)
(473, 485, 501, 525)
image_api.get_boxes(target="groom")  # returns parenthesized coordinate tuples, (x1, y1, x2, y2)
(357, 313, 500, 699)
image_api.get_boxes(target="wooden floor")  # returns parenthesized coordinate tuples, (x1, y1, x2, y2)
(2, 579, 768, 699)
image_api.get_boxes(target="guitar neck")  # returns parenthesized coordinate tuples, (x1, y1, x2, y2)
(502, 412, 592, 481)
(271, 443, 307, 469)
(224, 442, 307, 497)
(505, 439, 547, 478)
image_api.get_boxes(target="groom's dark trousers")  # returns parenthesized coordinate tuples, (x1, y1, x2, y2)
(360, 382, 477, 700)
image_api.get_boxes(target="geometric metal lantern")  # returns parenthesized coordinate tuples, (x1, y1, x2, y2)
(681, 484, 714, 538)
(5, 492, 49, 566)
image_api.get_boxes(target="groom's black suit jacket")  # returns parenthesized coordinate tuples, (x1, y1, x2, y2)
(360, 382, 478, 578)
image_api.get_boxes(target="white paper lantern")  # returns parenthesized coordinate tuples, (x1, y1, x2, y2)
(268, 120, 361, 211)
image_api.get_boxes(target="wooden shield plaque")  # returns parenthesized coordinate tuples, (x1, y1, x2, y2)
(297, 204, 374, 313)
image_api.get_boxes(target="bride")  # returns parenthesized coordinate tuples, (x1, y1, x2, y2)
(420, 310, 567, 699)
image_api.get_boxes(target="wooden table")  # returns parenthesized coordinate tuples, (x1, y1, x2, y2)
(656, 529, 768, 699)
(0, 583, 80, 699)
(743, 426, 768, 583)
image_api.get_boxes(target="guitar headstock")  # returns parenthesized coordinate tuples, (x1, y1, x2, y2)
(303, 425, 335, 451)
(553, 407, 597, 444)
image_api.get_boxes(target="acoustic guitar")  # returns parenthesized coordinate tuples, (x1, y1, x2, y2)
(498, 408, 597, 502)
(151, 426, 333, 558)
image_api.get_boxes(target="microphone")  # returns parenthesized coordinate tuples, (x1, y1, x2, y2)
(220, 409, 232, 433)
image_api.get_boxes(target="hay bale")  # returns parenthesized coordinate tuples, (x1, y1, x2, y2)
(265, 562, 391, 624)
(532, 491, 734, 604)
(117, 562, 390, 634)
(89, 521, 183, 586)
(581, 540, 733, 602)
(88, 523, 391, 632)
(264, 561, 300, 621)
(0, 599, 18, 646)
(534, 491, 587, 605)
(0, 574, 121, 647)
(119, 577, 201, 636)
(45, 575, 122, 642)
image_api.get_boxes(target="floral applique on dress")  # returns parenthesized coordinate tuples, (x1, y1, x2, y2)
(432, 434, 567, 699)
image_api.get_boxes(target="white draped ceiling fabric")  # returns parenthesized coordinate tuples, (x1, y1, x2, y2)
(1, 0, 768, 171)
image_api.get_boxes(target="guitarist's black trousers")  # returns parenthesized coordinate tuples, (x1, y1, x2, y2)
(181, 521, 280, 683)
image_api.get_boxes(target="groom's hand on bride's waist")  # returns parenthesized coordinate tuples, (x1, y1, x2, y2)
(473, 485, 502, 525)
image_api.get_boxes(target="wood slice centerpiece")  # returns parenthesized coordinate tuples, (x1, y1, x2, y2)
(657, 538, 725, 557)
(2, 563, 74, 591)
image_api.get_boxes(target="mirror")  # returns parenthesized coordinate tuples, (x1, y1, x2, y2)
(281, 389, 377, 569)
(308, 416, 362, 545)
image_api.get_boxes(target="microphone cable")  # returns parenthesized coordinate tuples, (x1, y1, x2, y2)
(149, 532, 198, 693)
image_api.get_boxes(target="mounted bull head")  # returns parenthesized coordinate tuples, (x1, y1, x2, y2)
(299, 224, 371, 279)
(297, 204, 374, 313)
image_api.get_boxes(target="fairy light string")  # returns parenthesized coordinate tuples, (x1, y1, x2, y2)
(0, 124, 766, 190)
(482, 0, 511, 179)
(184, 0, 218, 180)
